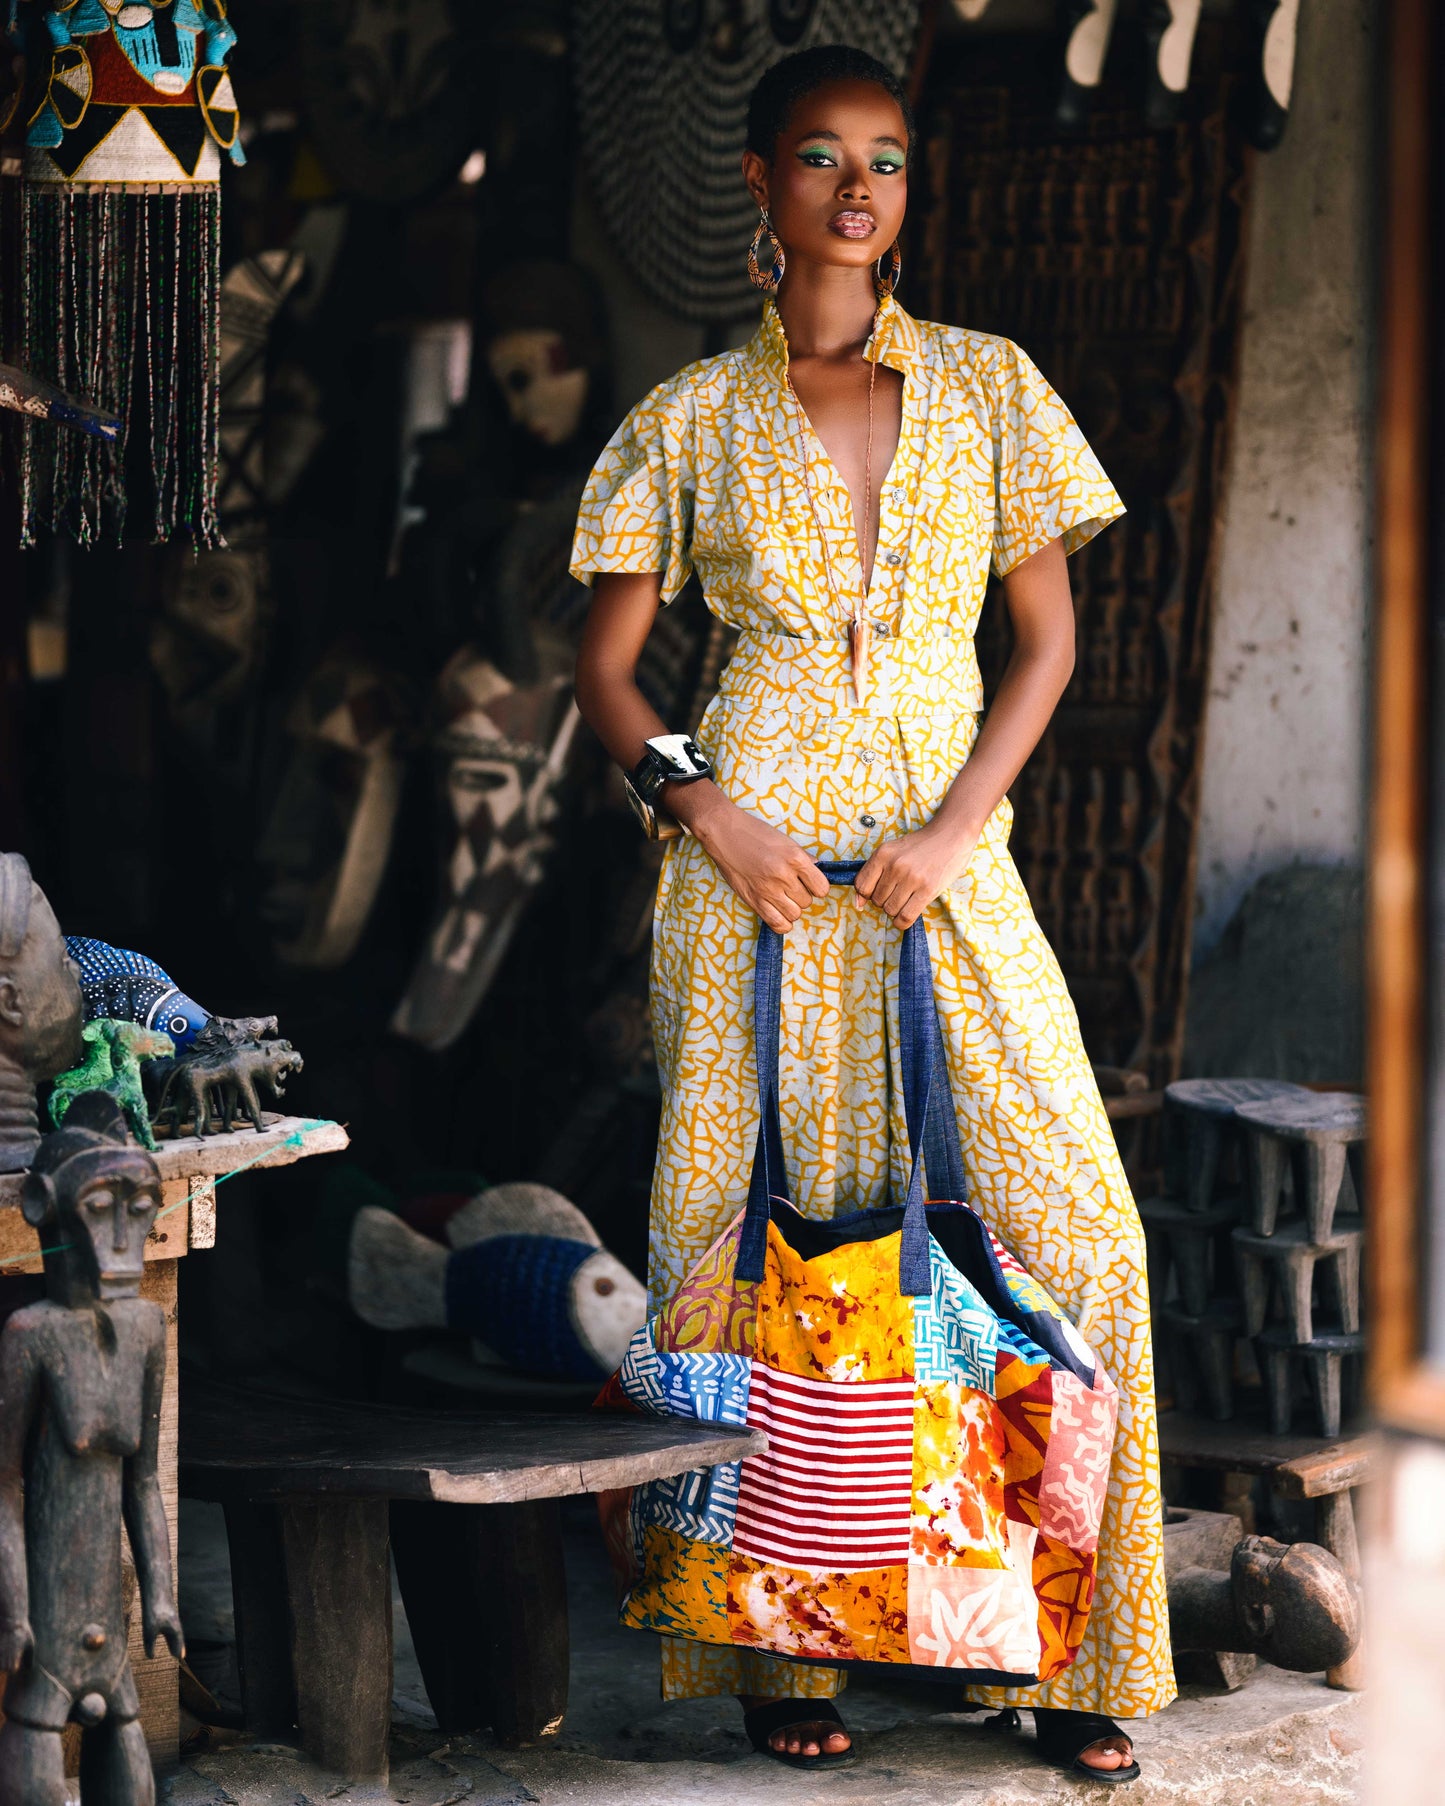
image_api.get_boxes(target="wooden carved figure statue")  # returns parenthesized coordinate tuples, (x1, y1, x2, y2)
(0, 1091, 183, 1806)
(1170, 1535, 1359, 1672)
(0, 853, 84, 1175)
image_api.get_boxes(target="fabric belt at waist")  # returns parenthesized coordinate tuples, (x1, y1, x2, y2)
(715, 626, 985, 719)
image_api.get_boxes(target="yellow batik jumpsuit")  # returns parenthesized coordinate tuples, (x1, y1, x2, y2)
(570, 295, 1175, 1719)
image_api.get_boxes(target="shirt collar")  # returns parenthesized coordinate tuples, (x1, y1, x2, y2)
(747, 290, 920, 388)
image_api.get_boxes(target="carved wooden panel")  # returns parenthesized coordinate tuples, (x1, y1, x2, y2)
(913, 42, 1249, 1083)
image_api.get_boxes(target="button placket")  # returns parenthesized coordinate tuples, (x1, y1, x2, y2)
(890, 367, 930, 648)
(853, 718, 895, 839)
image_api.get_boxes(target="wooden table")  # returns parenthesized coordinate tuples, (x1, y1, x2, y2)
(181, 1376, 767, 1779)
(0, 1114, 348, 1761)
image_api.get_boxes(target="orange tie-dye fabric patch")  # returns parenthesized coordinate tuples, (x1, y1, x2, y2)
(752, 1220, 912, 1382)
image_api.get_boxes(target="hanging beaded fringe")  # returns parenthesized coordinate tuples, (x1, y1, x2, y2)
(18, 185, 221, 550)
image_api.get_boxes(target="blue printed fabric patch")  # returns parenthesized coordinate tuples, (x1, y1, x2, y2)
(656, 1350, 751, 1425)
(618, 1335, 750, 1549)
(997, 1316, 1053, 1368)
(913, 1238, 999, 1393)
(635, 1460, 743, 1549)
(617, 1324, 666, 1413)
(617, 1335, 752, 1426)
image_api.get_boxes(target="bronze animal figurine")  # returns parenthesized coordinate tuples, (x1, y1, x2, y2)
(0, 1090, 183, 1804)
(63, 939, 294, 1116)
(49, 1020, 176, 1151)
(193, 1014, 279, 1050)
(0, 853, 84, 1173)
(156, 1039, 303, 1137)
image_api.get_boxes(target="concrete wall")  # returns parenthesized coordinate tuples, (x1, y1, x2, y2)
(1190, 0, 1375, 958)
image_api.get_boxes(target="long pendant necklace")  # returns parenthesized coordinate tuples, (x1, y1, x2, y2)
(784, 347, 879, 710)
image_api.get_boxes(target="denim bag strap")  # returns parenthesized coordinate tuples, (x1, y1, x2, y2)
(735, 860, 968, 1294)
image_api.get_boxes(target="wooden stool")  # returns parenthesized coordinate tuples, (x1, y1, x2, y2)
(1233, 1092, 1367, 1240)
(180, 1375, 764, 1780)
(1255, 1328, 1365, 1439)
(1163, 1078, 1312, 1213)
(1140, 1194, 1243, 1316)
(1161, 1298, 1242, 1420)
(1232, 1220, 1363, 1341)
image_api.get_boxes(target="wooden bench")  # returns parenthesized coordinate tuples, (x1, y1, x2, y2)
(180, 1375, 763, 1779)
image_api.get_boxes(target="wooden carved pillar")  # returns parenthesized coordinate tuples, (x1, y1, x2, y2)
(913, 38, 1250, 1087)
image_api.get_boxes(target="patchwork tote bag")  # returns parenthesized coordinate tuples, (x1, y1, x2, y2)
(597, 863, 1118, 1682)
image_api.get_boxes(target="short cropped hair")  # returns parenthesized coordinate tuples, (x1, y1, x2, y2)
(746, 44, 915, 165)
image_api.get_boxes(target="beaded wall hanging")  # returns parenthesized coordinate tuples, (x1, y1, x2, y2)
(6, 0, 244, 547)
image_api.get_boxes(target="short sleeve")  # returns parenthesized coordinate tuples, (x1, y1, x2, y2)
(990, 342, 1124, 578)
(569, 383, 694, 604)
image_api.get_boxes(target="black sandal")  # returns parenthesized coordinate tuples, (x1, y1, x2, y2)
(742, 1698, 854, 1769)
(982, 1706, 1140, 1784)
(1034, 1708, 1139, 1783)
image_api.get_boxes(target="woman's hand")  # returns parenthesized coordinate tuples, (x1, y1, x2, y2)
(855, 821, 981, 929)
(687, 791, 830, 933)
(847, 534, 1074, 932)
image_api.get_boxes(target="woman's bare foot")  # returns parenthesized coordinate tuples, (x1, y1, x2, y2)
(1076, 1735, 1134, 1771)
(739, 1694, 852, 1759)
(1008, 1705, 1138, 1780)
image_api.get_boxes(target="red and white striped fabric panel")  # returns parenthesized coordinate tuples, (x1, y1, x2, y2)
(987, 1227, 1027, 1277)
(734, 1365, 914, 1570)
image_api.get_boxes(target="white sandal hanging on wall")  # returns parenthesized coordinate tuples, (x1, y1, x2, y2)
(1058, 0, 1120, 131)
(1244, 0, 1302, 150)
(1144, 0, 1203, 127)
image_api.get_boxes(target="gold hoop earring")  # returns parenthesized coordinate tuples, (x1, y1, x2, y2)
(874, 242, 902, 299)
(748, 210, 786, 291)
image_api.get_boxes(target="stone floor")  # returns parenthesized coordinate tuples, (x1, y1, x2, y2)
(166, 1498, 1363, 1806)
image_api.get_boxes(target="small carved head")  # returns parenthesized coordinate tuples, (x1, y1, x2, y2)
(1232, 1534, 1360, 1672)
(0, 853, 84, 1081)
(23, 1092, 162, 1303)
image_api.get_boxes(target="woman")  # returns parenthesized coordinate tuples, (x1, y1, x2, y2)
(572, 43, 1171, 1781)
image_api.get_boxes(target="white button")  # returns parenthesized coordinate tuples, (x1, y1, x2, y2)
(859, 750, 875, 765)
(884, 551, 902, 567)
